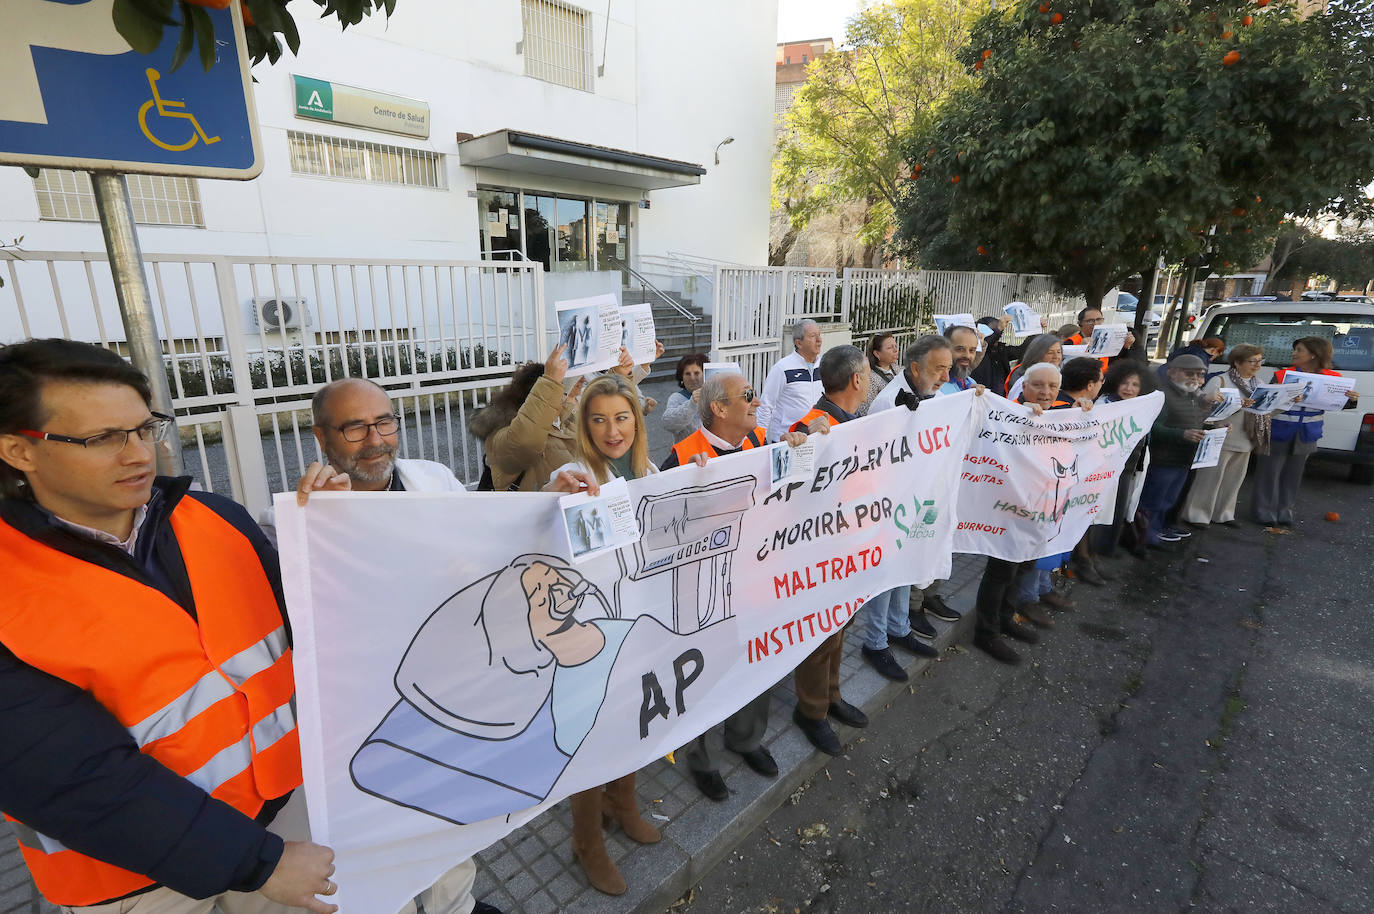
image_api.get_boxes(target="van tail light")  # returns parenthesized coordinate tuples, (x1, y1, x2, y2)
(1363, 413, 1374, 432)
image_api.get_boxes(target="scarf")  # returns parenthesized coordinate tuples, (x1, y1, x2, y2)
(1230, 367, 1270, 456)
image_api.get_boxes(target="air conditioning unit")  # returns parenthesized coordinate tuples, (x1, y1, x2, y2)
(252, 297, 311, 331)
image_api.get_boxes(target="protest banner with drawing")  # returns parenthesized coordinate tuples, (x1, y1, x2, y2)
(278, 394, 974, 914)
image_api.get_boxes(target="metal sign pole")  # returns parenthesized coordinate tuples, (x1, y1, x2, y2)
(90, 171, 184, 475)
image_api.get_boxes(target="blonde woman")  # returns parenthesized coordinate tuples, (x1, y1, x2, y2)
(544, 373, 660, 895)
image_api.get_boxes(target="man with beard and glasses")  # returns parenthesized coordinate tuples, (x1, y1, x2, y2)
(939, 324, 984, 394)
(289, 376, 512, 914)
(1136, 355, 1211, 549)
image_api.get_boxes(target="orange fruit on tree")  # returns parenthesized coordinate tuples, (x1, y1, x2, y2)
(1039, 2, 1051, 11)
(912, 163, 923, 175)
(952, 175, 961, 183)
(982, 49, 993, 59)
(975, 60, 984, 70)
(1257, 0, 1269, 7)
(1232, 207, 1247, 216)
(978, 245, 988, 255)
(1223, 50, 1240, 66)
(1242, 14, 1253, 25)
(1222, 30, 1233, 38)
(1051, 12, 1063, 23)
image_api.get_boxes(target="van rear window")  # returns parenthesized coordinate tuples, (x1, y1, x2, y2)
(1209, 313, 1374, 372)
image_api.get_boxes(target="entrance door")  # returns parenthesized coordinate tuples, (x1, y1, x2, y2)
(595, 201, 631, 286)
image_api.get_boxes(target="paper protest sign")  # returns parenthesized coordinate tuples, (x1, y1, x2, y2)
(934, 313, 977, 335)
(556, 294, 622, 375)
(1061, 344, 1090, 360)
(704, 362, 743, 379)
(559, 477, 641, 562)
(1003, 302, 1041, 336)
(1086, 324, 1129, 358)
(1191, 428, 1229, 468)
(1206, 388, 1244, 423)
(768, 440, 815, 489)
(1282, 370, 1356, 412)
(1244, 384, 1302, 415)
(619, 304, 658, 365)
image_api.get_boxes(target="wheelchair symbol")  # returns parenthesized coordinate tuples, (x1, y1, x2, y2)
(138, 69, 220, 152)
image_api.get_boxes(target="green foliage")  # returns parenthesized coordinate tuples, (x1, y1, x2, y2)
(1281, 231, 1374, 290)
(893, 0, 1374, 307)
(773, 0, 988, 251)
(111, 0, 397, 71)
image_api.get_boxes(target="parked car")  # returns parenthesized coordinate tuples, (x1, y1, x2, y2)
(1114, 292, 1162, 326)
(1195, 300, 1374, 483)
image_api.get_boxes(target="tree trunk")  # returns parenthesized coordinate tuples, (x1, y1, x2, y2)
(1262, 234, 1300, 294)
(769, 225, 801, 266)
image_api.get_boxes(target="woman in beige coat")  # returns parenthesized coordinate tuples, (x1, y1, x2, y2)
(1182, 344, 1270, 526)
(470, 345, 583, 491)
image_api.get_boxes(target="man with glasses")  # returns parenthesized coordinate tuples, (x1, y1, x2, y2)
(0, 339, 338, 914)
(1137, 354, 1212, 548)
(1064, 306, 1136, 370)
(292, 376, 506, 914)
(659, 370, 808, 800)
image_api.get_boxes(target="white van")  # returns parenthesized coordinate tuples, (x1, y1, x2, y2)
(1194, 301, 1374, 483)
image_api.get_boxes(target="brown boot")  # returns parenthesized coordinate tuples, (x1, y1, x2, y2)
(571, 787, 626, 895)
(603, 773, 661, 844)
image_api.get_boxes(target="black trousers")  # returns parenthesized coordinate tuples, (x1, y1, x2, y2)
(974, 557, 1026, 641)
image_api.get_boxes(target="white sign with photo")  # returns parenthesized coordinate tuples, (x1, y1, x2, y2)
(1191, 427, 1229, 469)
(556, 294, 622, 375)
(768, 439, 815, 489)
(1003, 302, 1041, 336)
(1281, 370, 1356, 412)
(1243, 383, 1302, 415)
(618, 304, 658, 365)
(1206, 388, 1244, 423)
(1086, 324, 1129, 358)
(559, 477, 642, 562)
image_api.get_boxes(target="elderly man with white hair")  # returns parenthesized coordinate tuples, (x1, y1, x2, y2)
(757, 319, 824, 442)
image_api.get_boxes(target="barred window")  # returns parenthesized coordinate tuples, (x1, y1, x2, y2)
(774, 84, 797, 116)
(521, 0, 594, 92)
(287, 131, 447, 189)
(33, 170, 204, 227)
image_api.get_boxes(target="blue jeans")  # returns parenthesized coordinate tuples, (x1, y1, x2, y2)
(1015, 568, 1052, 605)
(1139, 465, 1190, 543)
(861, 585, 911, 650)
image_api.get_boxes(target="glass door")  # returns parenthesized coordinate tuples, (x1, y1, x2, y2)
(476, 189, 520, 259)
(595, 201, 631, 286)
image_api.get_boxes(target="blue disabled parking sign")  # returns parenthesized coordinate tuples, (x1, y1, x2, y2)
(0, 0, 261, 179)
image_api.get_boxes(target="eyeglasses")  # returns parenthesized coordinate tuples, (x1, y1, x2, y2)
(19, 412, 173, 452)
(330, 415, 401, 442)
(719, 388, 757, 403)
(1244, 357, 1264, 364)
(1178, 370, 1206, 377)
(1082, 317, 1105, 325)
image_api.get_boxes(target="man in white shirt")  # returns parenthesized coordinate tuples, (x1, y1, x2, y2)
(757, 319, 824, 442)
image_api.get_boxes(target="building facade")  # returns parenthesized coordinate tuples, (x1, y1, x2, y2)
(0, 0, 776, 308)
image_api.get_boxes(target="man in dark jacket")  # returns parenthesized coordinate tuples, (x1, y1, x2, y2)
(0, 339, 336, 914)
(1137, 354, 1211, 547)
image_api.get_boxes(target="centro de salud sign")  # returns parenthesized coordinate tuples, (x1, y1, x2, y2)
(293, 75, 430, 139)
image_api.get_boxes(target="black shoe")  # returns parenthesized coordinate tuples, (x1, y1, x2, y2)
(732, 746, 778, 778)
(829, 700, 869, 728)
(923, 594, 962, 622)
(472, 903, 505, 914)
(862, 645, 909, 681)
(1069, 560, 1105, 586)
(889, 631, 939, 658)
(792, 707, 843, 756)
(974, 635, 1022, 665)
(908, 610, 938, 640)
(1002, 619, 1040, 644)
(1165, 526, 1193, 538)
(690, 768, 729, 801)
(1017, 602, 1053, 629)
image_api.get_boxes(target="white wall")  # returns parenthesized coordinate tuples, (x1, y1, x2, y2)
(0, 0, 774, 269)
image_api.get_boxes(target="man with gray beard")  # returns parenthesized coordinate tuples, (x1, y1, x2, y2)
(1136, 354, 1211, 548)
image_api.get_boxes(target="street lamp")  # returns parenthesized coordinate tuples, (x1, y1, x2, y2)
(713, 136, 735, 165)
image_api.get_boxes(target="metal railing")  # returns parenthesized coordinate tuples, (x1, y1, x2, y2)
(1, 252, 545, 522)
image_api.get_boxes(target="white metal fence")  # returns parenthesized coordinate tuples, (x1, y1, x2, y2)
(1, 252, 546, 522)
(710, 265, 1086, 387)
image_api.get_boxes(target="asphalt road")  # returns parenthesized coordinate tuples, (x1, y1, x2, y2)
(670, 457, 1374, 914)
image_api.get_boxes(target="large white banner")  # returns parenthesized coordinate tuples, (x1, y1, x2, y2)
(953, 392, 1163, 560)
(278, 393, 975, 913)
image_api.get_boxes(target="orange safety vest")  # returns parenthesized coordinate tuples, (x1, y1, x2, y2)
(671, 426, 767, 465)
(0, 496, 301, 906)
(790, 407, 828, 433)
(1065, 332, 1111, 372)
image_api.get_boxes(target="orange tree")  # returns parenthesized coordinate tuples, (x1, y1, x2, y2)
(112, 0, 395, 70)
(892, 0, 1374, 309)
